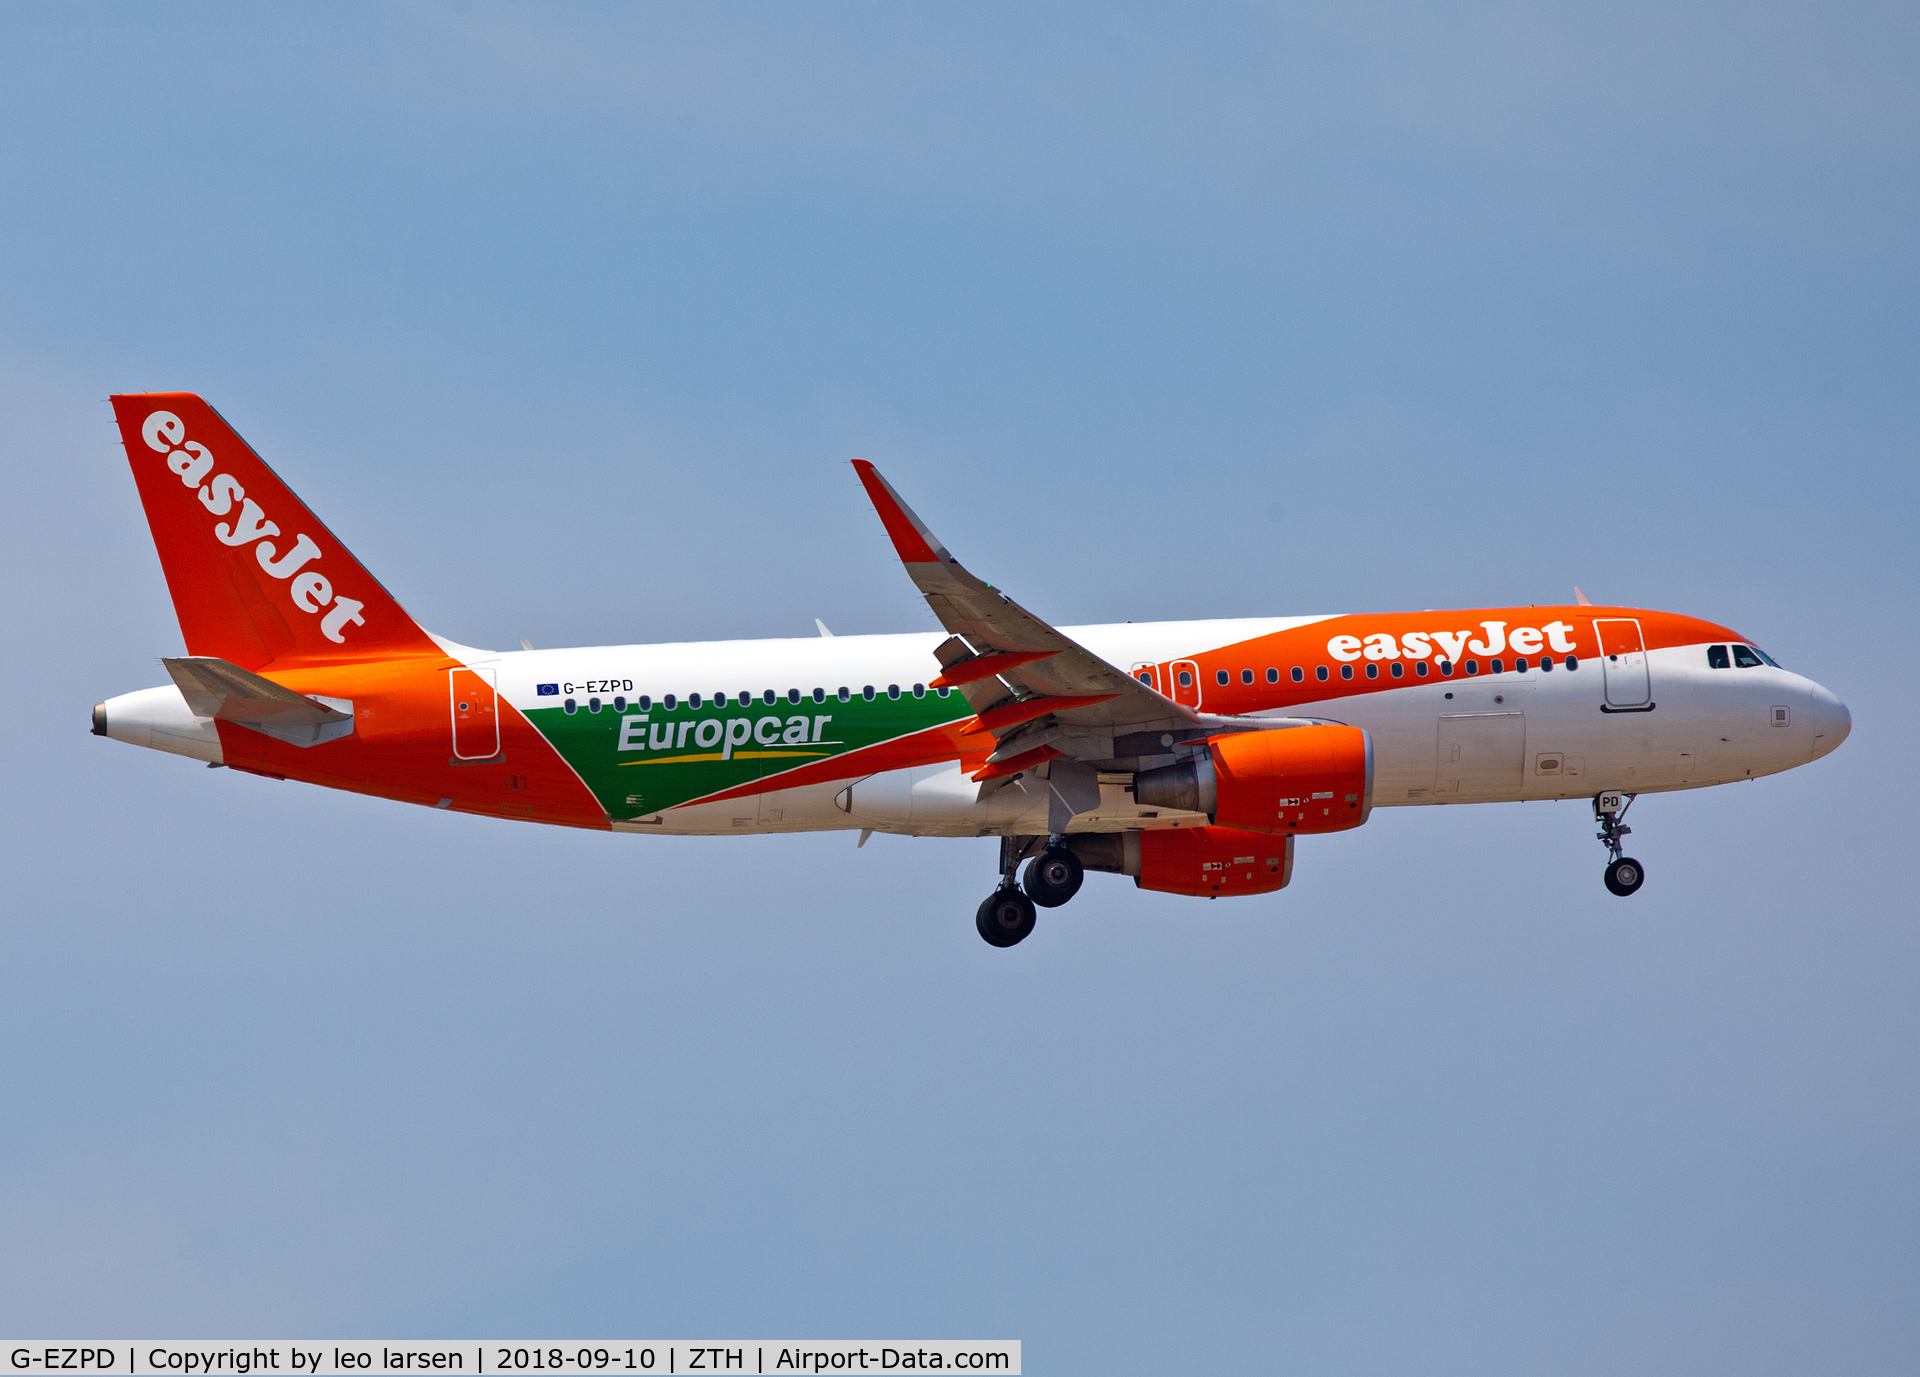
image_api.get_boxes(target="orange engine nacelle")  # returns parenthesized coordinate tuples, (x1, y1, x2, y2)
(1133, 723, 1373, 835)
(1136, 826, 1293, 898)
(1064, 826, 1294, 897)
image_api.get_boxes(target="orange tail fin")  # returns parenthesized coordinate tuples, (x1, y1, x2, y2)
(109, 393, 439, 670)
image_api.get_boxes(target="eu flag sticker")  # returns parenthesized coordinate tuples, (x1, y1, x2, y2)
(537, 683, 559, 696)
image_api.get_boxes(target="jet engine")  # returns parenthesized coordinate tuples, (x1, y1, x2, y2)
(1132, 724, 1373, 835)
(1065, 826, 1294, 897)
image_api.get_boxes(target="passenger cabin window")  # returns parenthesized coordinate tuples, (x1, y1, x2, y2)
(613, 696, 626, 712)
(1341, 664, 1354, 680)
(1465, 659, 1479, 674)
(1708, 644, 1730, 669)
(1390, 662, 1404, 678)
(1316, 666, 1329, 682)
(712, 692, 726, 707)
(1415, 662, 1428, 677)
(1513, 657, 1527, 672)
(764, 690, 777, 705)
(689, 693, 702, 709)
(862, 685, 876, 701)
(1540, 658, 1553, 673)
(664, 694, 678, 710)
(1490, 658, 1504, 673)
(639, 695, 652, 710)
(1137, 671, 1151, 683)
(912, 683, 926, 698)
(887, 684, 900, 699)
(563, 698, 577, 714)
(1365, 663, 1377, 679)
(1291, 667, 1304, 683)
(1439, 660, 1453, 675)
(1267, 668, 1279, 683)
(588, 697, 602, 713)
(1732, 644, 1765, 669)
(837, 687, 851, 702)
(812, 688, 825, 703)
(1178, 670, 1194, 687)
(1216, 670, 1230, 686)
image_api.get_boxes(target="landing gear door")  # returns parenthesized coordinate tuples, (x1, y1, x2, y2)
(450, 667, 500, 760)
(1594, 618, 1651, 706)
(1170, 659, 1202, 708)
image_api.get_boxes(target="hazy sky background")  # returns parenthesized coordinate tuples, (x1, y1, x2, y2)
(2, 4, 1915, 1372)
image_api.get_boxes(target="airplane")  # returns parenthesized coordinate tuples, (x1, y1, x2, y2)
(94, 393, 1852, 947)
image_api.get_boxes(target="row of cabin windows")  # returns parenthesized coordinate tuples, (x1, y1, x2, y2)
(1148, 656, 1583, 692)
(1706, 643, 1779, 669)
(564, 682, 949, 715)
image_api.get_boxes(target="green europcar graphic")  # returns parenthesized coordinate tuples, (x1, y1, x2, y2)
(527, 689, 974, 818)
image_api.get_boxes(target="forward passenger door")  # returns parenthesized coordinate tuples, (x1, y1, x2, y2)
(1594, 618, 1651, 707)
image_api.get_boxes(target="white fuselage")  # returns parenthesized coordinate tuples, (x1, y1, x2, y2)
(462, 618, 1848, 838)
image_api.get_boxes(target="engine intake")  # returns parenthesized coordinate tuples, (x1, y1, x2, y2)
(1133, 724, 1372, 835)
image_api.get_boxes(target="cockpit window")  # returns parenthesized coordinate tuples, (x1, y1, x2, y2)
(1749, 643, 1781, 667)
(1707, 644, 1730, 669)
(1731, 644, 1765, 669)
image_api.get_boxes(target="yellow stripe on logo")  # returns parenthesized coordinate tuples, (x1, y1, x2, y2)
(620, 750, 829, 767)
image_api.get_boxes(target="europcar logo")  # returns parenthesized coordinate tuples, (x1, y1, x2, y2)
(141, 410, 366, 644)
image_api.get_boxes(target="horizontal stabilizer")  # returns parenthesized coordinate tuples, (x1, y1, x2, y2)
(162, 656, 354, 748)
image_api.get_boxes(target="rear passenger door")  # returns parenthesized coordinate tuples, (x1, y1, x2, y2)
(450, 668, 500, 760)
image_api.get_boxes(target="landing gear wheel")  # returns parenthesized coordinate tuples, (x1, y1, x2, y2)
(1593, 793, 1644, 897)
(1023, 847, 1084, 908)
(976, 889, 1037, 947)
(1604, 857, 1645, 897)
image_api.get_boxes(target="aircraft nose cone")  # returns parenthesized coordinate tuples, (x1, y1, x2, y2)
(1810, 684, 1851, 759)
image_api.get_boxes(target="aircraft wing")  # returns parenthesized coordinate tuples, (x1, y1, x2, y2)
(852, 460, 1205, 777)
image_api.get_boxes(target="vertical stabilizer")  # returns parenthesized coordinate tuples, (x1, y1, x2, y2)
(109, 393, 439, 669)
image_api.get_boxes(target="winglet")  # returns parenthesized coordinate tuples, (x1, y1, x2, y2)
(851, 460, 951, 566)
(1574, 586, 1593, 606)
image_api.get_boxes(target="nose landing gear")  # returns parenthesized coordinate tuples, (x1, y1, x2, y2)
(1594, 791, 1645, 896)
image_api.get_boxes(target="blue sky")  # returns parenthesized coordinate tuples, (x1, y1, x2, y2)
(2, 4, 1916, 1371)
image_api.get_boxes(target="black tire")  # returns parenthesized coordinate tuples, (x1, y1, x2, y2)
(976, 889, 1038, 947)
(1023, 847, 1085, 908)
(1604, 856, 1646, 897)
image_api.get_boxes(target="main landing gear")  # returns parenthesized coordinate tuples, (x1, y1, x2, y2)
(1024, 844, 1084, 909)
(976, 835, 1084, 946)
(1594, 791, 1645, 897)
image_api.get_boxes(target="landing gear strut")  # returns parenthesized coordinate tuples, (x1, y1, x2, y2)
(977, 835, 1038, 947)
(1594, 791, 1645, 896)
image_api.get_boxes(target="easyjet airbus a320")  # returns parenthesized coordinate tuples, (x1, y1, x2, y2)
(95, 394, 1852, 945)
